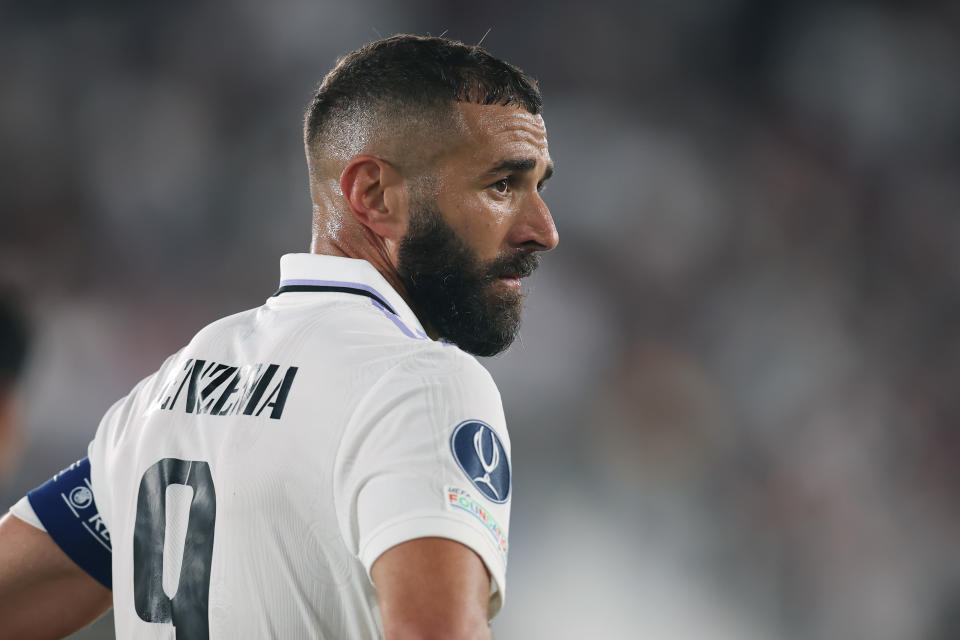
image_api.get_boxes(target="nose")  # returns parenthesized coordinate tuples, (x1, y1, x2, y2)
(512, 192, 559, 252)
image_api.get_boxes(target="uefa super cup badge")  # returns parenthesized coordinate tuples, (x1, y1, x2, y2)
(450, 420, 510, 503)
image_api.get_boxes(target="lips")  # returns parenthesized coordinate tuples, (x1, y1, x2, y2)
(486, 252, 539, 292)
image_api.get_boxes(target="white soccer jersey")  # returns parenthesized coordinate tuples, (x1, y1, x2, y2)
(20, 254, 512, 639)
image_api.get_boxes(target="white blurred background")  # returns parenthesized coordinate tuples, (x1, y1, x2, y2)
(2, 1, 959, 638)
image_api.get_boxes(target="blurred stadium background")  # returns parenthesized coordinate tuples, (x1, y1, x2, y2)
(2, 1, 959, 638)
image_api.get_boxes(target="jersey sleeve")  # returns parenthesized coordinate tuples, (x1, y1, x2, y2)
(15, 456, 113, 589)
(8, 494, 45, 530)
(334, 347, 512, 619)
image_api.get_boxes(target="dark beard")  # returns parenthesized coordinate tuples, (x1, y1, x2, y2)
(397, 202, 539, 357)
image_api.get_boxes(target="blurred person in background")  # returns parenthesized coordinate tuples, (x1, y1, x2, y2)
(0, 292, 30, 484)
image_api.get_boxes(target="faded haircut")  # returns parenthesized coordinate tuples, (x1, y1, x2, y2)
(303, 34, 542, 178)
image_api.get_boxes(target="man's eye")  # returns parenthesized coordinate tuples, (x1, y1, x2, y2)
(493, 178, 509, 193)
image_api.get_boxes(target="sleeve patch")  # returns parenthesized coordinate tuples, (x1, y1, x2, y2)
(27, 457, 112, 589)
(445, 486, 508, 558)
(450, 420, 510, 503)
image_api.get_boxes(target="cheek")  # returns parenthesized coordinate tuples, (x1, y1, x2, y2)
(449, 195, 513, 258)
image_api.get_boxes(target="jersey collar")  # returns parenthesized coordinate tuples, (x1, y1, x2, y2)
(275, 253, 428, 337)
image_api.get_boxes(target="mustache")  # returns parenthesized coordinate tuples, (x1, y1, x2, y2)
(485, 251, 541, 281)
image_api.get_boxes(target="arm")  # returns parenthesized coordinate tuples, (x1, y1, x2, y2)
(341, 351, 513, 635)
(0, 512, 111, 639)
(372, 537, 492, 640)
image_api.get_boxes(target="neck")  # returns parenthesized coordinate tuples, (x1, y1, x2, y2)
(309, 232, 412, 315)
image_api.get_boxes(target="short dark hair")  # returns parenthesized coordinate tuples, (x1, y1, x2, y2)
(304, 35, 542, 170)
(0, 292, 30, 386)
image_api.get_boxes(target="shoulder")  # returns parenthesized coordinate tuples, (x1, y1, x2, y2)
(188, 306, 262, 345)
(375, 341, 501, 405)
(346, 340, 507, 457)
(273, 295, 497, 394)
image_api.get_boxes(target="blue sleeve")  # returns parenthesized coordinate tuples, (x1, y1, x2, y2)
(27, 457, 112, 589)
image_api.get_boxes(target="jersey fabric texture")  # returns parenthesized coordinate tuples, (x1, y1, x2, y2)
(12, 253, 511, 639)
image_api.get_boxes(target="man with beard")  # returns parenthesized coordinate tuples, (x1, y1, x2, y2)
(0, 35, 557, 639)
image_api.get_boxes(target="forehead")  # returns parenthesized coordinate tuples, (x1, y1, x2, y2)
(447, 102, 550, 167)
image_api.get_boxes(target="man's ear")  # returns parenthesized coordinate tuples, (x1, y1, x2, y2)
(340, 155, 408, 243)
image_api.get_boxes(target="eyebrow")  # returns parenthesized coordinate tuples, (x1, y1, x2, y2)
(486, 158, 555, 182)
